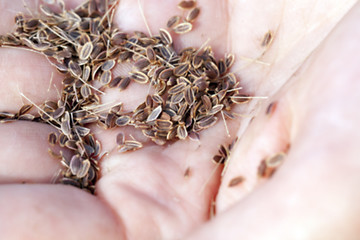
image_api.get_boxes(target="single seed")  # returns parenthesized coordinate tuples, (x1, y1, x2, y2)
(130, 71, 149, 84)
(115, 115, 131, 126)
(100, 70, 112, 85)
(173, 22, 193, 34)
(159, 28, 173, 45)
(228, 176, 245, 187)
(186, 7, 200, 22)
(79, 41, 93, 60)
(178, 0, 196, 10)
(167, 15, 181, 29)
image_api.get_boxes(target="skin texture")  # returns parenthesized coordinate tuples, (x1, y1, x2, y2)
(0, 0, 359, 239)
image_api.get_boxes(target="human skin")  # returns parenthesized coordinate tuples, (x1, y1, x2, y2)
(0, 0, 359, 239)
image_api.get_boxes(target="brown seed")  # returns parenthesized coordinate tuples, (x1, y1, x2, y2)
(146, 46, 156, 63)
(266, 101, 277, 116)
(228, 176, 245, 187)
(177, 124, 188, 140)
(212, 155, 225, 164)
(134, 58, 150, 71)
(101, 59, 116, 71)
(197, 115, 217, 129)
(170, 91, 185, 104)
(118, 140, 143, 153)
(18, 114, 35, 121)
(119, 77, 131, 90)
(184, 86, 195, 105)
(68, 60, 82, 77)
(18, 104, 33, 116)
(159, 68, 173, 80)
(173, 22, 193, 34)
(178, 0, 196, 10)
(174, 62, 190, 76)
(115, 115, 131, 126)
(130, 71, 149, 84)
(155, 119, 173, 130)
(48, 132, 57, 146)
(79, 41, 93, 60)
(186, 7, 200, 22)
(109, 76, 122, 88)
(261, 31, 273, 47)
(159, 28, 173, 45)
(225, 53, 235, 69)
(209, 104, 224, 115)
(116, 132, 125, 146)
(168, 82, 187, 95)
(167, 15, 181, 28)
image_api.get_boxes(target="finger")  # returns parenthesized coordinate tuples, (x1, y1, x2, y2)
(0, 121, 67, 184)
(0, 184, 124, 240)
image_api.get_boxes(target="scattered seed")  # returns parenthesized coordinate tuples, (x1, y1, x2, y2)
(228, 176, 245, 187)
(173, 22, 193, 34)
(178, 0, 196, 10)
(186, 7, 200, 22)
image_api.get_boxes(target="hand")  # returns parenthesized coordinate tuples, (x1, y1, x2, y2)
(0, 0, 358, 239)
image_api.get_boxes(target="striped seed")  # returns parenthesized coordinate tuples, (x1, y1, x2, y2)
(167, 15, 181, 29)
(186, 7, 200, 22)
(130, 71, 149, 84)
(79, 41, 93, 60)
(173, 22, 192, 34)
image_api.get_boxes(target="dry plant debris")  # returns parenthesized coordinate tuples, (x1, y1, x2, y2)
(0, 0, 250, 193)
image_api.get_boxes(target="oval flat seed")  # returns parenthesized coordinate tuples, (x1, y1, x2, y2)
(146, 105, 162, 122)
(79, 41, 93, 60)
(134, 58, 150, 70)
(70, 155, 82, 176)
(178, 0, 196, 10)
(19, 104, 33, 115)
(74, 126, 90, 137)
(109, 76, 122, 88)
(69, 60, 82, 77)
(173, 22, 192, 34)
(116, 132, 125, 146)
(184, 86, 195, 105)
(77, 159, 91, 178)
(186, 7, 200, 22)
(159, 28, 173, 45)
(101, 59, 116, 71)
(119, 77, 131, 90)
(167, 15, 181, 28)
(173, 62, 190, 76)
(168, 82, 187, 95)
(115, 115, 131, 126)
(130, 71, 149, 84)
(80, 84, 91, 98)
(177, 124, 188, 140)
(100, 70, 112, 85)
(146, 46, 156, 63)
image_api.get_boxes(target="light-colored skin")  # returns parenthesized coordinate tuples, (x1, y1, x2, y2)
(0, 0, 359, 239)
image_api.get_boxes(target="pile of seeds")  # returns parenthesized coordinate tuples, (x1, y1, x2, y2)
(0, 0, 249, 193)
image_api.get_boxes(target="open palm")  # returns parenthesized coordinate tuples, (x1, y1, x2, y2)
(0, 0, 359, 239)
